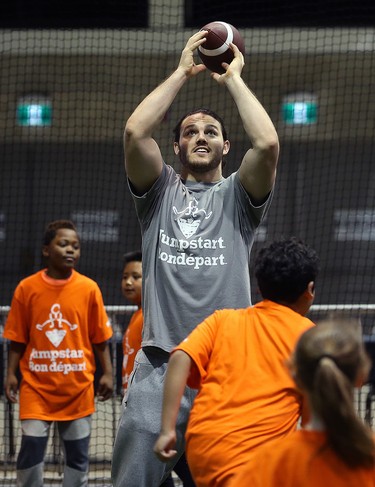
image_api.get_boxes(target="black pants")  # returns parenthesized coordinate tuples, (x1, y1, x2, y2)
(160, 453, 195, 486)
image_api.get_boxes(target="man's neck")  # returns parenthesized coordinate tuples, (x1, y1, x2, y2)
(181, 168, 223, 184)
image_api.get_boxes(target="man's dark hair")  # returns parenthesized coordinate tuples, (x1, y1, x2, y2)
(173, 108, 228, 143)
(254, 237, 319, 303)
(43, 220, 78, 246)
(123, 250, 142, 265)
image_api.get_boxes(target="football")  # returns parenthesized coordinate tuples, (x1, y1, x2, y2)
(198, 21, 245, 74)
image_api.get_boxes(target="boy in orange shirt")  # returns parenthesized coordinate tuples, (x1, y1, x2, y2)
(4, 219, 113, 487)
(121, 251, 143, 394)
(231, 318, 375, 486)
(154, 238, 319, 487)
(120, 251, 195, 487)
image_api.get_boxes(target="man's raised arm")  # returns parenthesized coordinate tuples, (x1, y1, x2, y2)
(124, 31, 208, 194)
(212, 44, 280, 204)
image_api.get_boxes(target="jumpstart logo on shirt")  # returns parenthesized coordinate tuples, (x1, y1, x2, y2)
(158, 199, 228, 269)
(173, 198, 212, 238)
(30, 303, 87, 375)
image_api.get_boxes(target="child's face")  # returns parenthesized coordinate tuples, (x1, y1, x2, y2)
(121, 261, 142, 306)
(42, 228, 81, 278)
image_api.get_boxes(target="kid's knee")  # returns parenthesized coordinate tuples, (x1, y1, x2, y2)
(17, 435, 48, 470)
(63, 436, 90, 471)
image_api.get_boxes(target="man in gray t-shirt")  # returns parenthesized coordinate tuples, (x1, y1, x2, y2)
(112, 30, 279, 487)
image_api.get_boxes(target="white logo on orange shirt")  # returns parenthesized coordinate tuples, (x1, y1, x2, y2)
(36, 303, 78, 347)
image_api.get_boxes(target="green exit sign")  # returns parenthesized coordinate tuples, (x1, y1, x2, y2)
(17, 97, 52, 126)
(282, 94, 318, 125)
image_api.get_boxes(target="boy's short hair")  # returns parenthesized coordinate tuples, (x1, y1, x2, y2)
(254, 237, 319, 303)
(123, 250, 142, 265)
(43, 220, 78, 246)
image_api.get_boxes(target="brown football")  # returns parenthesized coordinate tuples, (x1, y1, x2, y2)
(198, 21, 245, 74)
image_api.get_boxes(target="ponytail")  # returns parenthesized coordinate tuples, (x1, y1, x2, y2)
(295, 318, 375, 468)
(311, 356, 374, 467)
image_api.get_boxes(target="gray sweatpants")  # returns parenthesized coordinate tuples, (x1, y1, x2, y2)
(17, 416, 92, 487)
(111, 348, 197, 487)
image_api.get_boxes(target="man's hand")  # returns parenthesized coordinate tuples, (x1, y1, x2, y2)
(177, 31, 208, 78)
(211, 43, 245, 84)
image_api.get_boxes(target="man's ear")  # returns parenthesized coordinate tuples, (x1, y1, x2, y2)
(174, 142, 180, 155)
(223, 140, 230, 155)
(42, 246, 49, 258)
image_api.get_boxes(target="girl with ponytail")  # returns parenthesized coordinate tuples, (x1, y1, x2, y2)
(230, 318, 375, 486)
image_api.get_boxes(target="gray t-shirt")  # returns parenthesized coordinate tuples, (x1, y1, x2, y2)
(130, 163, 273, 352)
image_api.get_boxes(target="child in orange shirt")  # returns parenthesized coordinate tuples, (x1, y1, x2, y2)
(230, 317, 375, 486)
(3, 219, 113, 487)
(120, 250, 195, 487)
(154, 238, 319, 487)
(121, 251, 143, 394)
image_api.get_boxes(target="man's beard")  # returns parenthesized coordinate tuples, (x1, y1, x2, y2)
(179, 152, 222, 174)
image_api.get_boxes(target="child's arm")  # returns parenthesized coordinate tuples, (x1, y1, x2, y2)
(92, 341, 113, 401)
(153, 350, 192, 461)
(6, 341, 26, 403)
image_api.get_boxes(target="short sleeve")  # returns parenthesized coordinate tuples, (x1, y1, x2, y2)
(3, 285, 29, 344)
(174, 311, 221, 389)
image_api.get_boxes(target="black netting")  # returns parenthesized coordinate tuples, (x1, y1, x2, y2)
(1, 0, 375, 483)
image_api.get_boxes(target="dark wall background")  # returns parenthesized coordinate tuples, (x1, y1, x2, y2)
(1, 139, 374, 306)
(0, 141, 141, 305)
(185, 0, 375, 27)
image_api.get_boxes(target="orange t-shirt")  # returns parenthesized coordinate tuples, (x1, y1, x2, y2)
(122, 308, 143, 392)
(174, 300, 315, 487)
(230, 430, 375, 487)
(3, 269, 112, 421)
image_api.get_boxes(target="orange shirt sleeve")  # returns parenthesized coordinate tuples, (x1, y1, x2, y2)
(3, 283, 29, 343)
(174, 310, 224, 389)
